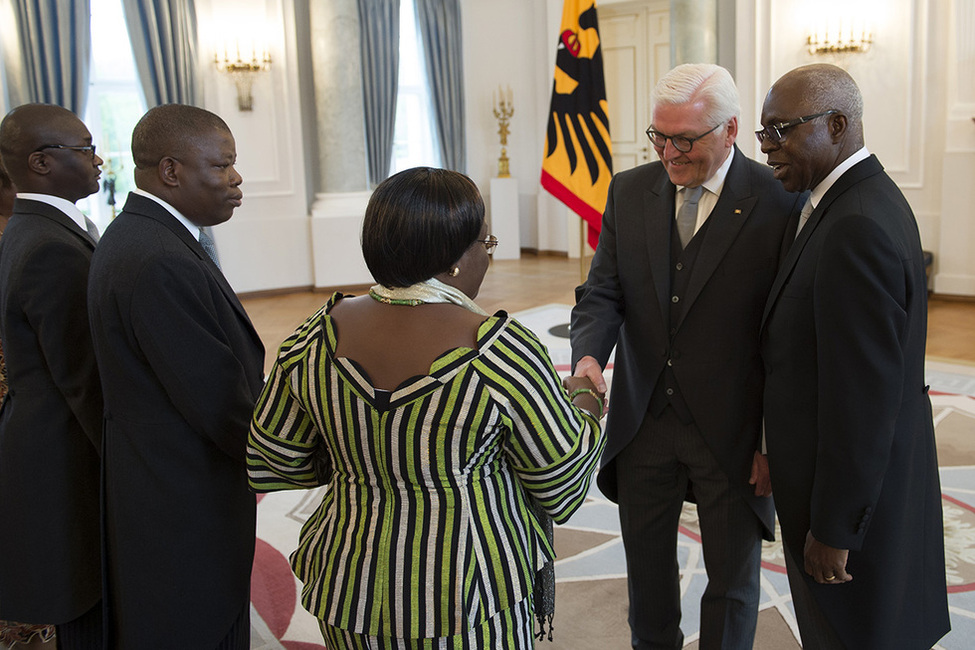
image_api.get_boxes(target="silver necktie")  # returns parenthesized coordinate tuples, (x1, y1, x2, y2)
(677, 185, 703, 248)
(84, 216, 100, 243)
(198, 228, 221, 269)
(795, 198, 814, 240)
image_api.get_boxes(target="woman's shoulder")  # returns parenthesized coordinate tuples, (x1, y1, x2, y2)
(475, 313, 551, 361)
(274, 292, 351, 364)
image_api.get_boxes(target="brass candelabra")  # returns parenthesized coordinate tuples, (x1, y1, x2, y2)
(215, 44, 272, 111)
(492, 85, 514, 178)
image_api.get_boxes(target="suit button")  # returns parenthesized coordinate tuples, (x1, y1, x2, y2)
(672, 295, 679, 303)
(676, 262, 684, 271)
(666, 388, 674, 395)
(667, 359, 673, 367)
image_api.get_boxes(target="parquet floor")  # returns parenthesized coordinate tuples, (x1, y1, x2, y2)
(241, 253, 975, 372)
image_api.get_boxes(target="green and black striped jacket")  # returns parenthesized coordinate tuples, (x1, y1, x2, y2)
(247, 294, 603, 638)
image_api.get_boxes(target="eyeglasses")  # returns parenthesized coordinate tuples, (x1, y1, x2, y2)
(646, 123, 721, 153)
(755, 110, 838, 145)
(34, 144, 97, 158)
(477, 235, 499, 255)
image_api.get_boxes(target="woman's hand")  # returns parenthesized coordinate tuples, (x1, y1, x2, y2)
(563, 374, 606, 418)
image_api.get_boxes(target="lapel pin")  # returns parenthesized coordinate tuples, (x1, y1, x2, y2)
(734, 209, 742, 214)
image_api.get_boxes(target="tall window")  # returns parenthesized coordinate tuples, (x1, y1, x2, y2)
(79, 0, 146, 230)
(390, 0, 440, 174)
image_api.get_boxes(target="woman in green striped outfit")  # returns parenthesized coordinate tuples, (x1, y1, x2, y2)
(247, 167, 605, 649)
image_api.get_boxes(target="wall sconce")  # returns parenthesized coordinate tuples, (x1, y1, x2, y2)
(807, 21, 872, 55)
(214, 43, 271, 111)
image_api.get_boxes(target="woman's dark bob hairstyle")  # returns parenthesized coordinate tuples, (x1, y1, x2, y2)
(362, 167, 485, 288)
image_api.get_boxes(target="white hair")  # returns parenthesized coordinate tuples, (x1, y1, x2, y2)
(651, 63, 740, 125)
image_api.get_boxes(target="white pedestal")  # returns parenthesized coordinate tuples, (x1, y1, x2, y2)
(310, 191, 373, 289)
(489, 177, 521, 260)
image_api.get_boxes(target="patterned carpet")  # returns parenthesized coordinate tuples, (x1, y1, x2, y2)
(249, 305, 975, 649)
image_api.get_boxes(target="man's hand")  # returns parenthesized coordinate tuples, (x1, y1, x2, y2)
(748, 451, 772, 497)
(573, 355, 607, 393)
(804, 530, 852, 584)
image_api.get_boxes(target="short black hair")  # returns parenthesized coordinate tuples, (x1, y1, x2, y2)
(362, 167, 484, 288)
(131, 104, 231, 169)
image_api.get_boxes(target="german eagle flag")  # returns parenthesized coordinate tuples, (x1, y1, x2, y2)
(540, 0, 612, 251)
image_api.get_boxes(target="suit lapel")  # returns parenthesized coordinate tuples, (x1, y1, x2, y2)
(645, 170, 674, 325)
(761, 155, 885, 331)
(13, 198, 97, 249)
(119, 194, 260, 340)
(677, 148, 752, 328)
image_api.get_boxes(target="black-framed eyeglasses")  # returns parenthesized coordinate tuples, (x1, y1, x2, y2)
(477, 234, 499, 255)
(646, 123, 721, 153)
(755, 110, 838, 145)
(34, 143, 97, 158)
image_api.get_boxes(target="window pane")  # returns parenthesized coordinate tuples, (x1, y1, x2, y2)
(80, 0, 146, 228)
(391, 0, 441, 174)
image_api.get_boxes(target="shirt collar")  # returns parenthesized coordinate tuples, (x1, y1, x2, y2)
(809, 147, 870, 210)
(16, 193, 88, 232)
(132, 188, 201, 241)
(678, 146, 734, 197)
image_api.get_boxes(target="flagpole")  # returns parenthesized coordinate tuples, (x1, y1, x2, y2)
(580, 218, 587, 284)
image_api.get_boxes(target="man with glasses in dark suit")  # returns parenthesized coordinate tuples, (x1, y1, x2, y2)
(0, 103, 104, 648)
(758, 63, 949, 650)
(570, 64, 802, 649)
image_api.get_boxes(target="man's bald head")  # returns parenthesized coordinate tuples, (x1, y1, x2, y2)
(0, 104, 102, 201)
(770, 64, 865, 145)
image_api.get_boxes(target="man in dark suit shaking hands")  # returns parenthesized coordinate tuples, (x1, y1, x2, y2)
(0, 104, 104, 647)
(570, 64, 801, 649)
(759, 64, 950, 648)
(88, 104, 265, 649)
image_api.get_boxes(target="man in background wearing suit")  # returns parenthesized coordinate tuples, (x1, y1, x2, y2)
(0, 104, 104, 647)
(88, 104, 265, 649)
(570, 64, 802, 649)
(758, 63, 949, 649)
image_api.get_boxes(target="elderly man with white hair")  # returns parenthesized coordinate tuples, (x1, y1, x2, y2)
(571, 63, 803, 649)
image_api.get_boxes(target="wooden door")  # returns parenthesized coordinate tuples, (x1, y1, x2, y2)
(600, 1, 670, 174)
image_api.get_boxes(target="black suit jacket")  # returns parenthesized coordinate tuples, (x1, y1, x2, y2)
(761, 155, 949, 648)
(0, 199, 102, 623)
(571, 148, 801, 538)
(88, 193, 265, 648)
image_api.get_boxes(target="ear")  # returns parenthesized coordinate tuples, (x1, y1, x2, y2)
(827, 113, 848, 143)
(724, 116, 739, 146)
(158, 157, 180, 187)
(26, 151, 52, 176)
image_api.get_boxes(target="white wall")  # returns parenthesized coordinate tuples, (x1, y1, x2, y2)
(736, 0, 975, 296)
(180, 0, 975, 296)
(195, 0, 314, 293)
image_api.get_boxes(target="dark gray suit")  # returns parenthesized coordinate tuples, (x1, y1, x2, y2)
(571, 148, 800, 648)
(761, 155, 949, 648)
(0, 199, 102, 625)
(88, 192, 265, 649)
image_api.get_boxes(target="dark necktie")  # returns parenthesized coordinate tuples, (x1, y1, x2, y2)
(677, 185, 703, 248)
(198, 228, 221, 269)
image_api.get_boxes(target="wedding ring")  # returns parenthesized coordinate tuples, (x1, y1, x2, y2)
(825, 575, 836, 581)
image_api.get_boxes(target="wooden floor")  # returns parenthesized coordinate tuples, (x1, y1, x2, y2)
(242, 253, 975, 372)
